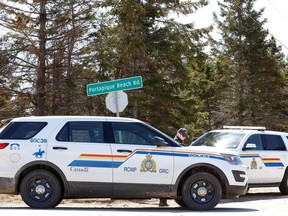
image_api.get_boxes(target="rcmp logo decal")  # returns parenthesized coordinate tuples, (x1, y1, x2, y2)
(250, 158, 257, 169)
(241, 154, 284, 168)
(140, 154, 156, 173)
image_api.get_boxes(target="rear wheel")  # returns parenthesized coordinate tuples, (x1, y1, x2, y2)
(20, 169, 62, 208)
(181, 172, 221, 211)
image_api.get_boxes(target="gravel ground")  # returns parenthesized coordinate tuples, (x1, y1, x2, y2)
(0, 194, 179, 208)
(0, 187, 281, 208)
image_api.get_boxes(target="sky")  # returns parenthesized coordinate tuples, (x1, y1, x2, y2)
(184, 0, 288, 55)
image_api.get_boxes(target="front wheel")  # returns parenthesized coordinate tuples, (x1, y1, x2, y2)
(181, 172, 222, 211)
(20, 169, 62, 208)
(279, 171, 288, 195)
(174, 195, 187, 208)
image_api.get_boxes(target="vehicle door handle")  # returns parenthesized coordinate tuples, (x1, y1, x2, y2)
(117, 149, 132, 153)
(53, 146, 68, 150)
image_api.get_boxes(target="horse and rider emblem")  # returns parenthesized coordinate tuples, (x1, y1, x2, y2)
(33, 148, 45, 158)
(140, 154, 156, 173)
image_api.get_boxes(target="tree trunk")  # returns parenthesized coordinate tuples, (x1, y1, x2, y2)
(35, 0, 47, 115)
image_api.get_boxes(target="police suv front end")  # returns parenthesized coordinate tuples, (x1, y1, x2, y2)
(174, 146, 248, 198)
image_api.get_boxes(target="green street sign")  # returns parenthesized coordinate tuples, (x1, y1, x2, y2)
(87, 76, 143, 96)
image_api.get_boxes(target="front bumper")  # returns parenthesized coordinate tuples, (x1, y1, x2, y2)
(223, 183, 248, 199)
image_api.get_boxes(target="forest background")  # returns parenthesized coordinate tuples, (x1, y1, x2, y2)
(0, 0, 287, 141)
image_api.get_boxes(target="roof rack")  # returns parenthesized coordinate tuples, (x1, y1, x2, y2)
(223, 126, 266, 131)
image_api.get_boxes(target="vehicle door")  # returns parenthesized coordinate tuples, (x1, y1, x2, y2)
(241, 134, 286, 183)
(47, 120, 113, 195)
(109, 121, 174, 197)
(240, 134, 267, 183)
(260, 134, 287, 183)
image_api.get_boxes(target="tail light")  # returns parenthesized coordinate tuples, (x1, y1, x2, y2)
(0, 143, 9, 149)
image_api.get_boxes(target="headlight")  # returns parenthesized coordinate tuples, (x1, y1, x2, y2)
(222, 154, 243, 165)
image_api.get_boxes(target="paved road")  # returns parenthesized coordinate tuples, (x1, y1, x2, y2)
(0, 188, 287, 216)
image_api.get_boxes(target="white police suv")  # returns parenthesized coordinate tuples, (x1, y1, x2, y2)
(191, 126, 288, 194)
(0, 116, 247, 210)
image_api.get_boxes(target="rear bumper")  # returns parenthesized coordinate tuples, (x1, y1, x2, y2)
(0, 177, 17, 194)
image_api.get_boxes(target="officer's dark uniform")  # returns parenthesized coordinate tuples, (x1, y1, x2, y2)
(174, 128, 188, 145)
(159, 128, 188, 207)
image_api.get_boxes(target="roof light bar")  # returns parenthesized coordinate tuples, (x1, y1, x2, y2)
(223, 126, 266, 131)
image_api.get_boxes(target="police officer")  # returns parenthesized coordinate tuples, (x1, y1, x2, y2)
(174, 128, 188, 145)
(159, 128, 188, 207)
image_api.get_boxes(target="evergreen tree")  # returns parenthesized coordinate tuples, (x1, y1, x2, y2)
(0, 0, 98, 116)
(212, 0, 287, 129)
(0, 36, 31, 118)
(91, 0, 210, 135)
(0, 0, 221, 138)
(0, 47, 13, 118)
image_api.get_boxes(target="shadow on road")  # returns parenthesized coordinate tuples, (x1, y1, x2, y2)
(0, 206, 258, 214)
(221, 189, 287, 204)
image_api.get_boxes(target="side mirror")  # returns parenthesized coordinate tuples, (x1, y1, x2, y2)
(243, 143, 257, 151)
(154, 136, 168, 147)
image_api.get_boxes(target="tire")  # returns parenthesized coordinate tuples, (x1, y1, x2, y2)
(20, 169, 62, 209)
(174, 195, 187, 208)
(181, 172, 222, 211)
(279, 171, 288, 195)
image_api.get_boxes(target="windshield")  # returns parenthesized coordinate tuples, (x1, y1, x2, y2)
(191, 131, 245, 149)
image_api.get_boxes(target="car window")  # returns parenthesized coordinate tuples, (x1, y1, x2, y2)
(244, 134, 263, 150)
(110, 122, 158, 145)
(56, 121, 104, 143)
(262, 134, 286, 151)
(0, 122, 47, 139)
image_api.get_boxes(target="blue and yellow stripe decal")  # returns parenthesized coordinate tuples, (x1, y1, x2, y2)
(240, 154, 284, 167)
(68, 154, 122, 168)
(68, 149, 225, 168)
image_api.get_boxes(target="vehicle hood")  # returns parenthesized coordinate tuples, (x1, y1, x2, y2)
(181, 145, 239, 156)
